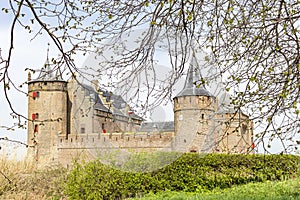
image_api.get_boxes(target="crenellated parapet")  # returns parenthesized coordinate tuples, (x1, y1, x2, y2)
(28, 80, 68, 93)
(57, 132, 174, 150)
(56, 132, 174, 164)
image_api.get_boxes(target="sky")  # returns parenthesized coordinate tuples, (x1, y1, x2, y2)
(0, 1, 85, 158)
(0, 1, 298, 159)
(0, 1, 180, 158)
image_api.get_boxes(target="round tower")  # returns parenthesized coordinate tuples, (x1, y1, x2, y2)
(173, 54, 217, 153)
(27, 63, 68, 163)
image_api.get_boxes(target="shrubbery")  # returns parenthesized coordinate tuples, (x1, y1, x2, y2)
(65, 153, 300, 199)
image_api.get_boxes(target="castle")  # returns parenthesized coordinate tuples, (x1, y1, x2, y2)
(27, 53, 254, 165)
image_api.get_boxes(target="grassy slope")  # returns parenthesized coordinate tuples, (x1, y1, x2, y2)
(130, 178, 300, 200)
(1, 155, 300, 200)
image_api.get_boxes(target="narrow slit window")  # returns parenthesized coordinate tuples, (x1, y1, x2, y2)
(34, 125, 38, 133)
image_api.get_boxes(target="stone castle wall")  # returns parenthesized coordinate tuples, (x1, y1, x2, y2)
(56, 132, 174, 165)
(174, 95, 217, 153)
(27, 79, 254, 165)
(215, 113, 253, 153)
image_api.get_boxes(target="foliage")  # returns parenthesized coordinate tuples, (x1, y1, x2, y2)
(65, 153, 300, 199)
(99, 151, 182, 173)
(1, 1, 300, 152)
(0, 157, 67, 199)
(129, 178, 300, 200)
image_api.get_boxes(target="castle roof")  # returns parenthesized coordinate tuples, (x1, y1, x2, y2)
(81, 84, 112, 113)
(175, 53, 214, 98)
(217, 91, 235, 114)
(139, 121, 174, 132)
(29, 56, 65, 83)
(101, 91, 143, 120)
(82, 84, 143, 120)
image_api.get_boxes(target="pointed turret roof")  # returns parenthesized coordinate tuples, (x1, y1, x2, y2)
(29, 52, 65, 82)
(175, 52, 214, 98)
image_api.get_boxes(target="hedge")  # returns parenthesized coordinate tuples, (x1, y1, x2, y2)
(65, 153, 300, 199)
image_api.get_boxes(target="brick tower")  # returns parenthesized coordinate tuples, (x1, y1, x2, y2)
(27, 60, 68, 163)
(173, 53, 217, 153)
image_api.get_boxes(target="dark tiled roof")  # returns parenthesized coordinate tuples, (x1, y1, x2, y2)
(175, 53, 214, 98)
(82, 84, 142, 120)
(129, 112, 144, 121)
(139, 121, 174, 132)
(81, 84, 111, 113)
(101, 90, 143, 120)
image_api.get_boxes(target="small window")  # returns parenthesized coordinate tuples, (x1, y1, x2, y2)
(80, 127, 85, 134)
(32, 91, 40, 99)
(32, 113, 39, 120)
(34, 125, 38, 133)
(242, 124, 247, 134)
(201, 114, 204, 119)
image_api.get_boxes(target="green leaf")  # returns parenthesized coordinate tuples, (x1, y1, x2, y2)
(151, 21, 156, 25)
(205, 56, 210, 62)
(250, 76, 256, 82)
(207, 21, 212, 27)
(2, 8, 8, 13)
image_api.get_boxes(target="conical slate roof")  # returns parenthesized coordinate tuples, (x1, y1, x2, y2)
(29, 53, 64, 82)
(175, 53, 214, 98)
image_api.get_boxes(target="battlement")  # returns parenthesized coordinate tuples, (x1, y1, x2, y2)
(174, 96, 217, 111)
(58, 132, 174, 151)
(28, 81, 68, 92)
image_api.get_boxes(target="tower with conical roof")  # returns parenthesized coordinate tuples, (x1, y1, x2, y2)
(173, 53, 217, 153)
(27, 57, 68, 163)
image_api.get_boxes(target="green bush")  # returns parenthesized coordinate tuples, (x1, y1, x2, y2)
(65, 153, 300, 199)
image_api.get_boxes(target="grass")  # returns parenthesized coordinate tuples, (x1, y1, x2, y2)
(130, 178, 300, 200)
(1, 155, 300, 200)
